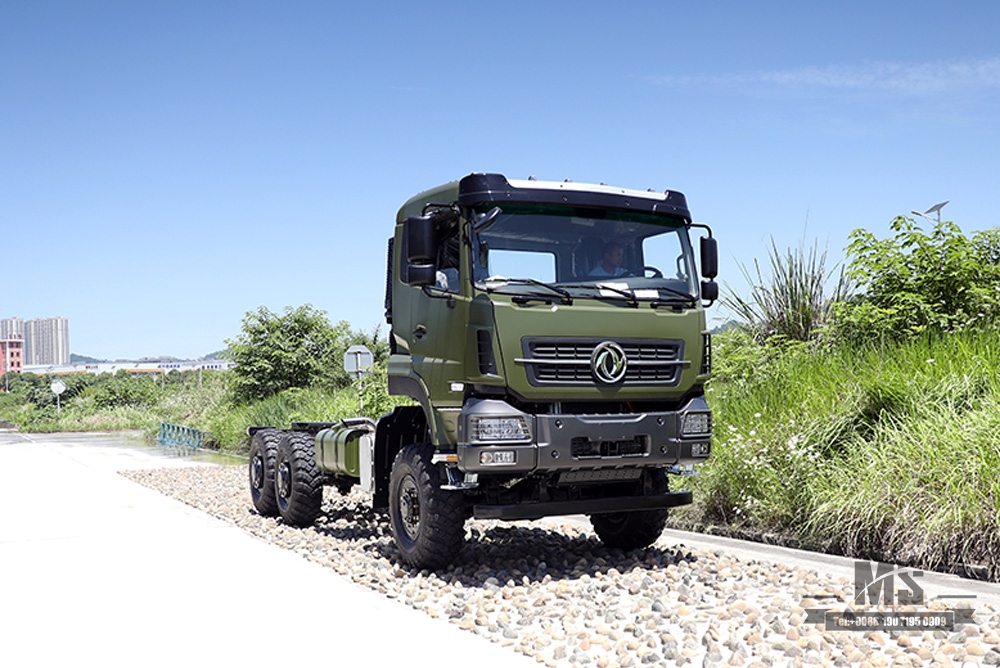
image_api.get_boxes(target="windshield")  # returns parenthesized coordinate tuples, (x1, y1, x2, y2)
(471, 207, 698, 302)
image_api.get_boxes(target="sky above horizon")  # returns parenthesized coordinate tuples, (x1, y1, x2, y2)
(4, 1, 1000, 359)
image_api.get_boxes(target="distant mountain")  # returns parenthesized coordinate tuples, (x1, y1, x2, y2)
(710, 320, 741, 335)
(68, 351, 231, 363)
(70, 353, 105, 364)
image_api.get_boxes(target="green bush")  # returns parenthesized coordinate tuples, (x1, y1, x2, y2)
(225, 304, 391, 404)
(91, 371, 159, 408)
(836, 216, 1000, 341)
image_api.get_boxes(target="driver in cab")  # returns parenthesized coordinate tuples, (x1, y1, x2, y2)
(589, 241, 631, 278)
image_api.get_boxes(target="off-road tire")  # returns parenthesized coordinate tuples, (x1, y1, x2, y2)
(590, 509, 670, 551)
(248, 428, 280, 516)
(590, 469, 670, 551)
(274, 431, 323, 527)
(389, 443, 466, 570)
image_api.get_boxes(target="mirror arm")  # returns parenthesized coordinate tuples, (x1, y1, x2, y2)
(688, 222, 713, 238)
(421, 285, 456, 309)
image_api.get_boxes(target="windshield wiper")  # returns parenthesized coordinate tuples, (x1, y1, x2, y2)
(650, 285, 697, 306)
(570, 281, 697, 308)
(482, 277, 573, 305)
(567, 282, 639, 307)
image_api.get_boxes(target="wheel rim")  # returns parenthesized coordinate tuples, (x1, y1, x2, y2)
(277, 460, 292, 504)
(251, 454, 264, 491)
(398, 475, 421, 540)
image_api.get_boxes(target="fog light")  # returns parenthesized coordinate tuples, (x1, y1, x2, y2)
(480, 450, 516, 465)
(692, 442, 711, 457)
(681, 412, 712, 436)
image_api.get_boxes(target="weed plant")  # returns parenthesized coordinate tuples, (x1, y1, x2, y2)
(205, 362, 411, 454)
(722, 236, 846, 342)
(687, 327, 1000, 576)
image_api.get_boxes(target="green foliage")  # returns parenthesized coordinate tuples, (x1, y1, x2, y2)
(225, 305, 357, 403)
(836, 217, 1000, 340)
(722, 237, 845, 342)
(91, 371, 158, 408)
(2, 372, 96, 408)
(0, 369, 230, 434)
(689, 327, 1000, 574)
(206, 367, 411, 454)
(0, 302, 399, 452)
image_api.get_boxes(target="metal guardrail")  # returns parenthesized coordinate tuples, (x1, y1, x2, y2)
(155, 422, 213, 456)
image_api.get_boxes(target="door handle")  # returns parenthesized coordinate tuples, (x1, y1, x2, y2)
(412, 324, 427, 340)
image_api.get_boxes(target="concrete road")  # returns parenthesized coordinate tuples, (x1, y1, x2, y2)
(0, 430, 535, 668)
(2, 430, 996, 668)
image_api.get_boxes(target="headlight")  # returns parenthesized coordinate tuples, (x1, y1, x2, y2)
(469, 416, 531, 442)
(681, 412, 712, 437)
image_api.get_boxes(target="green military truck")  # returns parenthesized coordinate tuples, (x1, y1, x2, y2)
(248, 173, 719, 570)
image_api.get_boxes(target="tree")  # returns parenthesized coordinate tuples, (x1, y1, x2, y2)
(836, 217, 1000, 341)
(225, 305, 355, 403)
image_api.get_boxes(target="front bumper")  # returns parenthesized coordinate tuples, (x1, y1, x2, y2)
(455, 397, 712, 475)
(472, 489, 693, 521)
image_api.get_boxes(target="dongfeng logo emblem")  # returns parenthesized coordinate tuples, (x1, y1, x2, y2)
(591, 341, 628, 384)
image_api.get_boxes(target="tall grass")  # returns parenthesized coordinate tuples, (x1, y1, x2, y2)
(722, 237, 847, 342)
(687, 328, 1000, 576)
(206, 364, 412, 454)
(206, 387, 359, 454)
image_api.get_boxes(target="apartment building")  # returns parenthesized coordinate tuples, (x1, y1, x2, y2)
(1, 334, 23, 376)
(0, 317, 24, 340)
(1, 316, 70, 366)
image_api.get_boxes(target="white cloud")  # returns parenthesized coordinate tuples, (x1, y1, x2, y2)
(656, 57, 1000, 95)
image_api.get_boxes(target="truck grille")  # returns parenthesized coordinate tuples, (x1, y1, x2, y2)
(518, 337, 687, 387)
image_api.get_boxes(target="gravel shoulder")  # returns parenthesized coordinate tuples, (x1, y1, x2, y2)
(124, 464, 1000, 668)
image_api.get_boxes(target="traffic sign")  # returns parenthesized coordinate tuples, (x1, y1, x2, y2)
(343, 345, 374, 380)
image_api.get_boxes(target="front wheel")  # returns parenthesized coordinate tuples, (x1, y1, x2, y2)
(590, 468, 670, 551)
(590, 509, 669, 551)
(275, 431, 323, 527)
(389, 443, 466, 570)
(248, 428, 280, 516)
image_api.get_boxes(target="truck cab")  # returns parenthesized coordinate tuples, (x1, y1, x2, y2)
(383, 173, 717, 561)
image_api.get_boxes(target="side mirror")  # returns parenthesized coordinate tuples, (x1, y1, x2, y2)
(404, 214, 437, 287)
(700, 236, 718, 280)
(701, 280, 719, 302)
(405, 215, 437, 264)
(405, 263, 436, 287)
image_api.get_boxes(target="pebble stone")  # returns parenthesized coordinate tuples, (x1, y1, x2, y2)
(123, 466, 1000, 668)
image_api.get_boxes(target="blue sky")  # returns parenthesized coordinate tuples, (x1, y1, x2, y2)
(3, 1, 999, 359)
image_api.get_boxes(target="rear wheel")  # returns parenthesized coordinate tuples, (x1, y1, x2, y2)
(389, 443, 466, 570)
(248, 428, 280, 516)
(275, 431, 323, 527)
